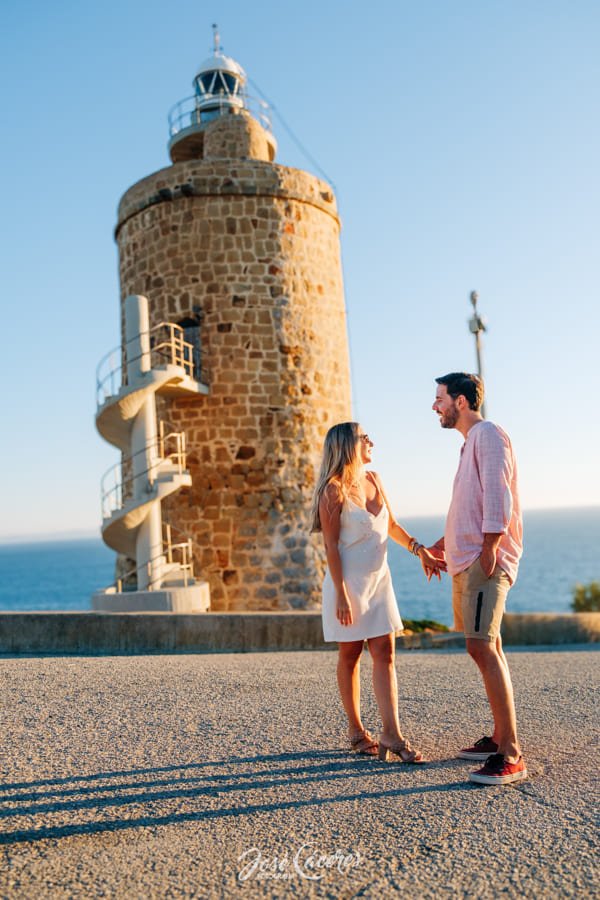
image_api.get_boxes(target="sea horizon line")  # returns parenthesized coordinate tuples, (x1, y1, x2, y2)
(1, 504, 599, 547)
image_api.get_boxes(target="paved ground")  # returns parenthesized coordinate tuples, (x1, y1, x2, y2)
(0, 647, 597, 898)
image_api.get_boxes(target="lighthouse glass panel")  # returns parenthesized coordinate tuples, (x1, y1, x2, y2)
(213, 72, 232, 95)
(221, 73, 238, 93)
(195, 73, 216, 95)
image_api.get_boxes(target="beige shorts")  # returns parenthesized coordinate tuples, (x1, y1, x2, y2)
(452, 557, 511, 641)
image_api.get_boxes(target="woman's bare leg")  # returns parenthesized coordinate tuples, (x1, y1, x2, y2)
(337, 640, 366, 736)
(367, 633, 403, 742)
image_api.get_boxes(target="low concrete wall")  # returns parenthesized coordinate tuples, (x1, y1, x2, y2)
(0, 612, 325, 655)
(0, 612, 461, 655)
(0, 612, 597, 655)
(501, 612, 600, 646)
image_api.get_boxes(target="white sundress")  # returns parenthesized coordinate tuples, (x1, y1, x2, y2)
(322, 496, 403, 643)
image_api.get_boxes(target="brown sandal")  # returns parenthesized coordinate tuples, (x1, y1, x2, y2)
(349, 729, 379, 756)
(378, 737, 425, 764)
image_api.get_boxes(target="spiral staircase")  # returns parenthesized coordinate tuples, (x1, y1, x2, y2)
(91, 294, 210, 612)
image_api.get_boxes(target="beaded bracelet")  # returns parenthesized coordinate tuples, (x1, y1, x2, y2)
(408, 538, 424, 556)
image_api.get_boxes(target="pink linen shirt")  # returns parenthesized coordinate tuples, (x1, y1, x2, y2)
(445, 420, 523, 584)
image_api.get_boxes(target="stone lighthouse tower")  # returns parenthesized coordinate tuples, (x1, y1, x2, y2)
(103, 31, 351, 610)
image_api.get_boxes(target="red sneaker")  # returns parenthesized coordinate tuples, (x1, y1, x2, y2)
(457, 735, 498, 760)
(469, 753, 528, 785)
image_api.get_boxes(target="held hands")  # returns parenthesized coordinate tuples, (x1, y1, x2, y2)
(336, 588, 354, 627)
(420, 546, 447, 582)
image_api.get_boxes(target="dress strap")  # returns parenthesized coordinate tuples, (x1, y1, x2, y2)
(365, 470, 381, 503)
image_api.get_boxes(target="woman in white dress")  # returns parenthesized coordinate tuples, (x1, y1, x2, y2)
(311, 422, 444, 762)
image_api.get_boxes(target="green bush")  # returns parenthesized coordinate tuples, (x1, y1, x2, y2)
(571, 581, 600, 612)
(402, 618, 449, 633)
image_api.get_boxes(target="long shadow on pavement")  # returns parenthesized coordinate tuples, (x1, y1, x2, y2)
(0, 752, 473, 846)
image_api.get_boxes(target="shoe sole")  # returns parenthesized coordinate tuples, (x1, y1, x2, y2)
(469, 768, 528, 785)
(457, 751, 497, 760)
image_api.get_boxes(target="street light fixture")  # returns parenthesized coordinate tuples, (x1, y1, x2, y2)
(468, 290, 487, 418)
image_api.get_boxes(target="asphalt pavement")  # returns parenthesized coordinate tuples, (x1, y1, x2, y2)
(0, 646, 597, 898)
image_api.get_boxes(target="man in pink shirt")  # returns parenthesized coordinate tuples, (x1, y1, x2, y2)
(430, 372, 527, 785)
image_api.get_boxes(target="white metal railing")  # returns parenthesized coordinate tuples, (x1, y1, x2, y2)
(168, 93, 272, 138)
(100, 423, 187, 520)
(112, 523, 195, 592)
(96, 322, 202, 405)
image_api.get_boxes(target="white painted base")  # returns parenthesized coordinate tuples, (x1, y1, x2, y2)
(91, 582, 210, 613)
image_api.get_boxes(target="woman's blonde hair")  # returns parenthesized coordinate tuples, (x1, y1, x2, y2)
(310, 422, 363, 532)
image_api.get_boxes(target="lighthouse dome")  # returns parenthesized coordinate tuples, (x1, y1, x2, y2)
(193, 51, 247, 116)
(196, 52, 246, 83)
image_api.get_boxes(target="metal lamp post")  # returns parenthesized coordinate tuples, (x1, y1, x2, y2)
(468, 290, 487, 418)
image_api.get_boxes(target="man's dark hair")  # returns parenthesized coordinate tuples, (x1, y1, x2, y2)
(435, 372, 484, 411)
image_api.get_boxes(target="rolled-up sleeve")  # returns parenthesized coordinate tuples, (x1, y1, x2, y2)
(478, 426, 513, 534)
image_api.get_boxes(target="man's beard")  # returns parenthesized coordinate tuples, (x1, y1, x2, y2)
(440, 405, 459, 429)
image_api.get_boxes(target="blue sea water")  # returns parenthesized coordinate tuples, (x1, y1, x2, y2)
(390, 507, 600, 625)
(0, 539, 115, 612)
(0, 508, 598, 623)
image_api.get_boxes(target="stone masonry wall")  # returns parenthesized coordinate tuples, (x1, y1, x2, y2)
(116, 157, 351, 610)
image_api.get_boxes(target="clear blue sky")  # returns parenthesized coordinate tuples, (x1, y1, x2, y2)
(1, 0, 599, 540)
